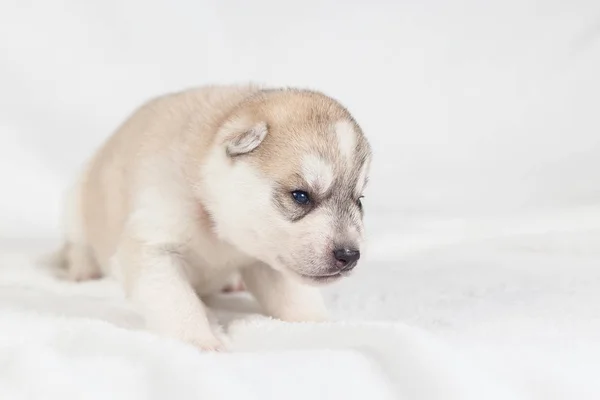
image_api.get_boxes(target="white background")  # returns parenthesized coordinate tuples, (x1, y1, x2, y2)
(2, 2, 600, 398)
(0, 0, 599, 239)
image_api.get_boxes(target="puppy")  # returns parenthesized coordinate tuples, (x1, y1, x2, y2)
(58, 84, 372, 350)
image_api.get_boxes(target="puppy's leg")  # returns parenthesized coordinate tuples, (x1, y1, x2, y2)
(63, 243, 102, 281)
(57, 176, 102, 281)
(241, 263, 328, 322)
(116, 236, 222, 351)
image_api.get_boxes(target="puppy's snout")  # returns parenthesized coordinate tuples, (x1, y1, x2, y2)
(333, 248, 360, 271)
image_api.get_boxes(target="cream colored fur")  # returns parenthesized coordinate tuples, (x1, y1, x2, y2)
(58, 84, 372, 351)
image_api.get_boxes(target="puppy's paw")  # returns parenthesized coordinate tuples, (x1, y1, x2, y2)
(67, 268, 103, 282)
(177, 332, 226, 352)
(56, 244, 103, 282)
(275, 308, 330, 323)
(187, 334, 226, 353)
(52, 264, 103, 282)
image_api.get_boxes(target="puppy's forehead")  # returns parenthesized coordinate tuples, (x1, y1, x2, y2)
(301, 154, 334, 194)
(299, 119, 368, 187)
(333, 120, 358, 162)
(244, 89, 371, 188)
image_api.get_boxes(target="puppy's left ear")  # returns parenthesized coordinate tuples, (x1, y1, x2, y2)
(226, 122, 268, 157)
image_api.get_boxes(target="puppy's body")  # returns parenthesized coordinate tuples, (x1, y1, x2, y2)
(65, 85, 258, 289)
(60, 84, 371, 350)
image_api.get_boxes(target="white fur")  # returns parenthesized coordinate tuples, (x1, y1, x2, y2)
(197, 145, 329, 323)
(196, 145, 335, 322)
(347, 225, 362, 244)
(59, 86, 371, 351)
(124, 238, 222, 350)
(355, 157, 371, 197)
(301, 155, 334, 195)
(61, 172, 102, 281)
(63, 181, 85, 246)
(242, 263, 328, 322)
(111, 158, 257, 350)
(334, 120, 357, 162)
(199, 147, 276, 255)
(128, 160, 196, 247)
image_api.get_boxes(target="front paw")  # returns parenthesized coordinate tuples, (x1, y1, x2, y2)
(275, 308, 330, 323)
(186, 334, 225, 352)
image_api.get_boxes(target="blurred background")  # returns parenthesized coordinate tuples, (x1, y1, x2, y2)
(0, 0, 599, 256)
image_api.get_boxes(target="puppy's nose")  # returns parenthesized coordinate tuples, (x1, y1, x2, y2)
(333, 248, 360, 271)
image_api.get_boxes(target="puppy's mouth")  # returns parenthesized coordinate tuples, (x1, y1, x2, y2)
(296, 270, 349, 285)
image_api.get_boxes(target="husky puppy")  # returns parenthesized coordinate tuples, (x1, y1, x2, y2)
(58, 84, 372, 350)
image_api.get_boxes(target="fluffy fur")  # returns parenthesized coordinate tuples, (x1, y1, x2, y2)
(56, 84, 372, 350)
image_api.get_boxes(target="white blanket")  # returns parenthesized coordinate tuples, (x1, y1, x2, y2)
(1, 0, 599, 398)
(0, 255, 510, 400)
(1, 211, 600, 400)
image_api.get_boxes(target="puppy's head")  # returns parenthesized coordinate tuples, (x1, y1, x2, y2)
(201, 88, 371, 285)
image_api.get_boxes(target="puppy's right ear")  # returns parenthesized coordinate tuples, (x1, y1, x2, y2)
(224, 121, 268, 157)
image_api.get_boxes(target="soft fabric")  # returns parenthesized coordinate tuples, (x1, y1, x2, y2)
(1, 1, 600, 398)
(1, 211, 599, 400)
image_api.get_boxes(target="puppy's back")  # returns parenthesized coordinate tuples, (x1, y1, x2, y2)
(70, 84, 261, 270)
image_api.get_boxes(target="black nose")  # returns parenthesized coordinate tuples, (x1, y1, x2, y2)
(333, 248, 360, 271)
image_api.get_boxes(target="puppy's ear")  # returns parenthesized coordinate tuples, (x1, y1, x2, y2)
(226, 122, 268, 157)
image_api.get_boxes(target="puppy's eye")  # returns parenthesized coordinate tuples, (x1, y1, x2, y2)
(357, 196, 364, 210)
(291, 190, 310, 205)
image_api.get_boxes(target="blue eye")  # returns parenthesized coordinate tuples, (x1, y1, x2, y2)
(291, 190, 310, 205)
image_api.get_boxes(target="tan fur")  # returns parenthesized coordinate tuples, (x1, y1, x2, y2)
(58, 84, 372, 351)
(72, 85, 258, 269)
